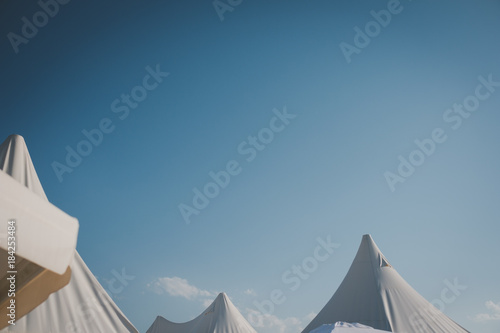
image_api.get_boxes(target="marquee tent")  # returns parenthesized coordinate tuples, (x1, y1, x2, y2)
(302, 235, 469, 333)
(310, 322, 392, 333)
(0, 134, 137, 333)
(0, 135, 78, 275)
(0, 134, 79, 328)
(146, 292, 257, 333)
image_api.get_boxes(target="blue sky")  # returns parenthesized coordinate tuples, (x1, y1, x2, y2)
(1, 0, 500, 332)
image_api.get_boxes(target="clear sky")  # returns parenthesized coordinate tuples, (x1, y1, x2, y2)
(1, 0, 500, 332)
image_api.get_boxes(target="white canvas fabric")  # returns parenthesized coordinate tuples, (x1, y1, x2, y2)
(0, 135, 47, 199)
(146, 293, 257, 333)
(0, 134, 138, 333)
(310, 322, 392, 333)
(302, 235, 469, 333)
(2, 252, 138, 333)
(0, 134, 78, 274)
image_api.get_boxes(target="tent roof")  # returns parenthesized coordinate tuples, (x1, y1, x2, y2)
(147, 292, 257, 333)
(0, 134, 46, 199)
(302, 235, 469, 333)
(0, 134, 137, 333)
(0, 134, 78, 274)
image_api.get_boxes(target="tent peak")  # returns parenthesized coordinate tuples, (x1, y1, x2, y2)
(301, 234, 470, 333)
(2, 134, 28, 152)
(6, 133, 25, 140)
(0, 133, 46, 200)
(0, 134, 137, 333)
(360, 234, 381, 253)
(361, 234, 377, 247)
(355, 234, 391, 268)
(3, 134, 27, 149)
(215, 292, 230, 302)
(146, 292, 257, 333)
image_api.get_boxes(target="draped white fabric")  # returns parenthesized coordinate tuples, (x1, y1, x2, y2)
(146, 293, 257, 333)
(302, 235, 469, 333)
(2, 251, 138, 333)
(0, 134, 138, 333)
(0, 134, 78, 274)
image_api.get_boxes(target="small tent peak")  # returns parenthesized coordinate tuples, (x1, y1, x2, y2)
(3, 134, 28, 150)
(0, 133, 47, 199)
(2, 134, 28, 151)
(361, 234, 380, 251)
(221, 292, 233, 300)
(6, 133, 25, 140)
(301, 235, 470, 333)
(358, 234, 390, 267)
(216, 292, 227, 300)
(362, 234, 374, 241)
(146, 292, 257, 333)
(361, 234, 377, 247)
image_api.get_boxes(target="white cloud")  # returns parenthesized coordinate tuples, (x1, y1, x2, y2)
(472, 300, 500, 321)
(202, 298, 214, 308)
(148, 276, 215, 301)
(245, 308, 311, 333)
(305, 311, 317, 322)
(244, 289, 257, 296)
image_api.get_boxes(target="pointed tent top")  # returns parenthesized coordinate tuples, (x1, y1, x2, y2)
(218, 292, 230, 301)
(362, 233, 377, 250)
(361, 234, 376, 246)
(5, 133, 23, 141)
(360, 234, 378, 254)
(202, 292, 230, 316)
(353, 234, 392, 269)
(216, 292, 231, 306)
(0, 134, 47, 200)
(146, 292, 257, 333)
(0, 134, 136, 332)
(301, 235, 469, 333)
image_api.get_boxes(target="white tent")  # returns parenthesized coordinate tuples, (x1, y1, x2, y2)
(146, 292, 257, 333)
(302, 235, 469, 333)
(0, 134, 137, 333)
(1, 134, 79, 327)
(0, 134, 78, 275)
(310, 322, 392, 333)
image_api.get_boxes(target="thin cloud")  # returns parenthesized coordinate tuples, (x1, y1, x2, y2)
(245, 308, 310, 333)
(202, 298, 214, 308)
(472, 300, 500, 321)
(148, 276, 215, 300)
(244, 289, 257, 296)
(304, 312, 317, 321)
